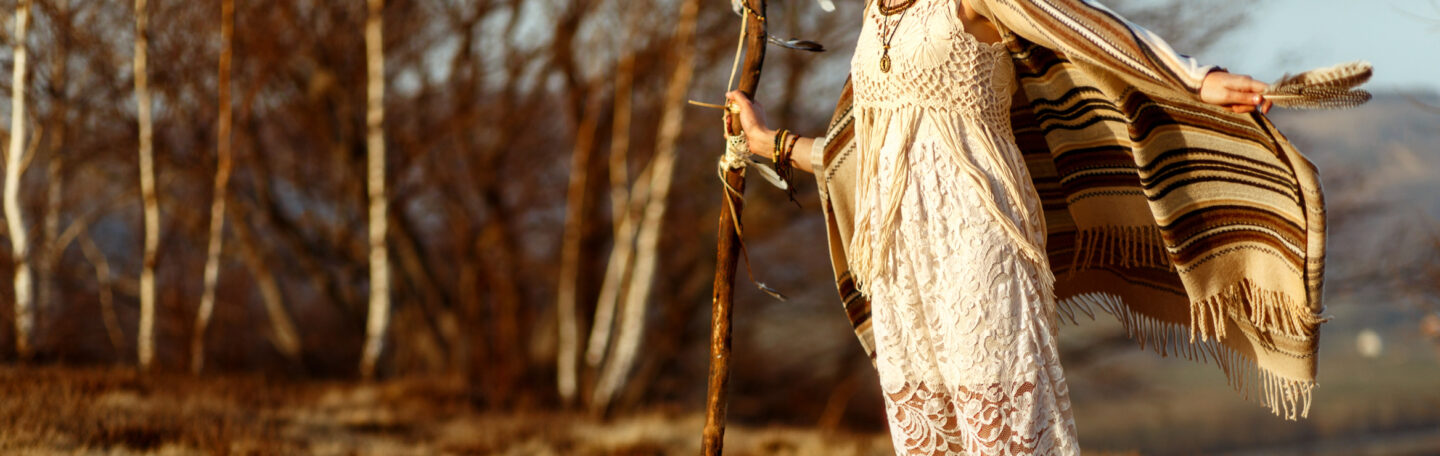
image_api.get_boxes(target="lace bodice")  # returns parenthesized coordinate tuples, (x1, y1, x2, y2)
(853, 0, 1016, 123)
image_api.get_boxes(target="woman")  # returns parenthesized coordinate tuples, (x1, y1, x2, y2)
(725, 0, 1289, 454)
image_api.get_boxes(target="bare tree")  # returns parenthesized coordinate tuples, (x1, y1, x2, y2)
(134, 0, 160, 371)
(192, 0, 236, 374)
(5, 0, 34, 359)
(76, 227, 124, 355)
(229, 203, 301, 360)
(585, 1, 643, 377)
(359, 0, 391, 380)
(38, 0, 72, 322)
(590, 0, 701, 413)
(555, 94, 601, 404)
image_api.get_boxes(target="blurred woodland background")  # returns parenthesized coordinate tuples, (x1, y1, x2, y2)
(0, 0, 1437, 454)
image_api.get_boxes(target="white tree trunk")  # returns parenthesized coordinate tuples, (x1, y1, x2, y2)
(134, 0, 160, 371)
(359, 0, 391, 380)
(556, 96, 601, 404)
(192, 0, 236, 375)
(5, 0, 34, 359)
(582, 7, 641, 372)
(590, 0, 700, 411)
(586, 197, 640, 367)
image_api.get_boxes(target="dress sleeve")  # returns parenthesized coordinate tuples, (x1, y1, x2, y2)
(975, 0, 1220, 93)
(810, 132, 828, 184)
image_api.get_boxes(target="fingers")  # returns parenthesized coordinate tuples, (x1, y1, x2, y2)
(724, 90, 750, 112)
(1227, 75, 1271, 111)
(1227, 75, 1268, 94)
(1226, 76, 1273, 114)
(724, 90, 774, 156)
(1201, 72, 1273, 112)
(1222, 84, 1264, 106)
(725, 90, 760, 118)
(725, 90, 769, 132)
(1226, 99, 1275, 115)
(1216, 72, 1268, 94)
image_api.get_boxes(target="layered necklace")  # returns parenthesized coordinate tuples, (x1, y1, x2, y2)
(875, 0, 918, 73)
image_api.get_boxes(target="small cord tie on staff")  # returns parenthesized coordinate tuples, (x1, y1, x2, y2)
(682, 6, 787, 302)
(715, 94, 788, 303)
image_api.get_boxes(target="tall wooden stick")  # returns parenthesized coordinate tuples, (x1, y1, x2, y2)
(703, 1, 766, 454)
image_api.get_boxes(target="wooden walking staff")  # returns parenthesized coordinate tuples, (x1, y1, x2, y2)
(703, 0, 766, 454)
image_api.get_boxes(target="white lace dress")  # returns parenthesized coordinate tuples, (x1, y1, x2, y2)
(846, 1, 1079, 454)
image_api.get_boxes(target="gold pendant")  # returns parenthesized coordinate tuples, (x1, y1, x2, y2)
(880, 53, 891, 73)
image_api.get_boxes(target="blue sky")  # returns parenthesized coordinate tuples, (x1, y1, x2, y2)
(1193, 0, 1439, 93)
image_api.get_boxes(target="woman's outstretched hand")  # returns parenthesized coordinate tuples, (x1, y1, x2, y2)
(725, 90, 776, 158)
(1200, 71, 1274, 114)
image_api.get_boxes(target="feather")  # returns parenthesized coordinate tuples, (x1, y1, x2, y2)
(1265, 91, 1372, 110)
(1265, 61, 1374, 110)
(769, 35, 826, 52)
(756, 282, 788, 301)
(747, 156, 789, 191)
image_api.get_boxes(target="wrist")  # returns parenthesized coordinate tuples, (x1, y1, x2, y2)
(749, 127, 776, 157)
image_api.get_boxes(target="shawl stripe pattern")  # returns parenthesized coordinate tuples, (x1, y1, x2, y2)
(814, 84, 877, 359)
(812, 0, 1327, 420)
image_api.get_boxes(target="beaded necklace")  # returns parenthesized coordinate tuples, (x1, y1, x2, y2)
(875, 0, 918, 73)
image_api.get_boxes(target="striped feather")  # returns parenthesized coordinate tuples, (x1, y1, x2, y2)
(1266, 61, 1374, 110)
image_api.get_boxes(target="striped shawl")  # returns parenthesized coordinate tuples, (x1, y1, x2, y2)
(810, 0, 1327, 419)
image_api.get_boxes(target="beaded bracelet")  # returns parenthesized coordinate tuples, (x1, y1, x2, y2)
(772, 129, 801, 207)
(771, 129, 790, 165)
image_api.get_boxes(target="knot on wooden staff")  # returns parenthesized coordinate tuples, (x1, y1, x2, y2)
(715, 115, 788, 303)
(720, 113, 789, 192)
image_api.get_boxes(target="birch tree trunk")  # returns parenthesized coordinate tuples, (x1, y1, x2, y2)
(359, 0, 391, 380)
(556, 95, 601, 405)
(583, 4, 641, 372)
(5, 0, 34, 359)
(586, 187, 640, 368)
(192, 0, 235, 375)
(591, 0, 700, 412)
(134, 0, 160, 371)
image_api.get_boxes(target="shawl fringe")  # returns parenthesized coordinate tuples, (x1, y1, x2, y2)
(1191, 277, 1328, 342)
(1061, 291, 1316, 419)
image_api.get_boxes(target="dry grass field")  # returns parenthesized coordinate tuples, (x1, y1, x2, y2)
(1, 356, 1437, 455)
(0, 365, 898, 455)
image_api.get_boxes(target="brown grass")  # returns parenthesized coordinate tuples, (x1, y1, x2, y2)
(0, 365, 896, 455)
(3, 361, 1437, 455)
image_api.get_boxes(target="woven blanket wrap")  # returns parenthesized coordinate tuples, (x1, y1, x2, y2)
(811, 0, 1327, 419)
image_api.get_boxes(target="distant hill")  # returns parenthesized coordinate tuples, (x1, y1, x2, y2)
(1269, 91, 1440, 300)
(1271, 90, 1440, 197)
